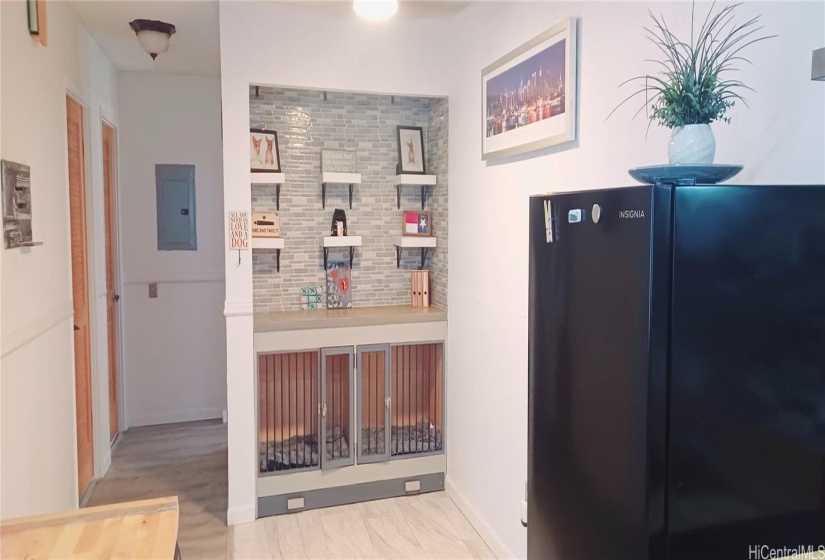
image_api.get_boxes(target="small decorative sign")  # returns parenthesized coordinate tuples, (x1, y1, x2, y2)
(252, 212, 280, 238)
(402, 211, 432, 237)
(2, 160, 34, 249)
(321, 150, 358, 173)
(228, 211, 250, 250)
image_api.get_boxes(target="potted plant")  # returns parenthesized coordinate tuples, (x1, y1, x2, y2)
(611, 2, 775, 165)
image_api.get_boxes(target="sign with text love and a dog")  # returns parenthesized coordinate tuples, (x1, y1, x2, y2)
(228, 211, 250, 250)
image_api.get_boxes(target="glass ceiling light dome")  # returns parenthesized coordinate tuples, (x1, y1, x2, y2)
(353, 0, 399, 21)
(129, 19, 176, 60)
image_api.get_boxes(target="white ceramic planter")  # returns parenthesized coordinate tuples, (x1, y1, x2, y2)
(668, 124, 716, 164)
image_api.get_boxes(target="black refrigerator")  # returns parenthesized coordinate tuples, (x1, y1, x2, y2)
(528, 185, 825, 560)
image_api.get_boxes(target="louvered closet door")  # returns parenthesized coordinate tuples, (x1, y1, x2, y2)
(67, 95, 94, 498)
(321, 347, 355, 469)
(357, 345, 391, 463)
(102, 121, 119, 442)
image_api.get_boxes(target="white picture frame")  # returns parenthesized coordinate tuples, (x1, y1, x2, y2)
(482, 18, 578, 161)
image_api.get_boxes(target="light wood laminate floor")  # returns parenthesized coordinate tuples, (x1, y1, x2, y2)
(86, 420, 494, 559)
(87, 420, 228, 559)
(232, 492, 496, 560)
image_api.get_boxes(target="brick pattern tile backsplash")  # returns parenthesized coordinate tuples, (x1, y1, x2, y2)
(251, 87, 449, 313)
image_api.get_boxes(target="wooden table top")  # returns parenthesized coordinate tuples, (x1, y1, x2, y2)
(0, 496, 179, 560)
(254, 304, 447, 333)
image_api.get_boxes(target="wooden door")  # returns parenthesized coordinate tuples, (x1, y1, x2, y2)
(102, 122, 119, 442)
(67, 96, 94, 498)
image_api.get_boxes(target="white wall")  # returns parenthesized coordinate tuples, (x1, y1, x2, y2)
(0, 0, 118, 518)
(117, 72, 226, 428)
(445, 2, 825, 558)
(218, 1, 450, 524)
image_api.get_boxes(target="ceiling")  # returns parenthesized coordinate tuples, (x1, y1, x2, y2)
(68, 1, 221, 77)
(283, 1, 470, 20)
(68, 1, 469, 78)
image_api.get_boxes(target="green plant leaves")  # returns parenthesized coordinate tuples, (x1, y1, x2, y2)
(608, 1, 775, 129)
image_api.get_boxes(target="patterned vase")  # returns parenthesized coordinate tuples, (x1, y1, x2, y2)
(668, 124, 716, 164)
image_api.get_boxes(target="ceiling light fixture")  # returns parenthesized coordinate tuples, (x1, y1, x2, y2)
(353, 0, 398, 21)
(129, 19, 176, 60)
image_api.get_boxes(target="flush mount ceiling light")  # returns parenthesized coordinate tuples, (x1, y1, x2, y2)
(353, 0, 398, 21)
(129, 19, 176, 60)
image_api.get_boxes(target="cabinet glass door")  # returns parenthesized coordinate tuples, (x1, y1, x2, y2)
(321, 347, 355, 469)
(357, 344, 391, 463)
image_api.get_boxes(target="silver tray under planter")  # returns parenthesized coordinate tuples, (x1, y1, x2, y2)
(629, 164, 744, 186)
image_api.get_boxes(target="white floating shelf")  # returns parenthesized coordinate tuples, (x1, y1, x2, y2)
(322, 172, 361, 185)
(322, 235, 362, 248)
(252, 237, 285, 250)
(395, 236, 437, 248)
(251, 172, 286, 185)
(394, 174, 437, 186)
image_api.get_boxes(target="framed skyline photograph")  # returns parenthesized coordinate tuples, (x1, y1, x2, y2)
(396, 125, 425, 174)
(402, 211, 431, 237)
(482, 18, 578, 160)
(250, 128, 281, 172)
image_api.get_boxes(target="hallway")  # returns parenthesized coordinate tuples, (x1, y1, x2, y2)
(86, 420, 228, 559)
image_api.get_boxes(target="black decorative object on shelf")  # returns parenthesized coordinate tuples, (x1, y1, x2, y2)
(331, 209, 348, 236)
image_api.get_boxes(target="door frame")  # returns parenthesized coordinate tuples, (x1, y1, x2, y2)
(101, 117, 123, 444)
(66, 91, 95, 501)
(64, 78, 123, 497)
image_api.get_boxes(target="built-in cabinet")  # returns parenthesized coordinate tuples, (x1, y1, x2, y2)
(258, 342, 444, 478)
(254, 308, 447, 517)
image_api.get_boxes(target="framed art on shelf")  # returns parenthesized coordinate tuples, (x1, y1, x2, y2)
(250, 128, 281, 172)
(396, 125, 425, 174)
(402, 211, 431, 237)
(482, 18, 577, 160)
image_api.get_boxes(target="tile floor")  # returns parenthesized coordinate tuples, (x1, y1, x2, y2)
(232, 492, 496, 560)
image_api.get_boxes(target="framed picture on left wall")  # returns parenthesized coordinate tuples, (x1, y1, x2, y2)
(250, 128, 281, 172)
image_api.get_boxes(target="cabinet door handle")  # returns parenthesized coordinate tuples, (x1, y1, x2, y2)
(114, 294, 121, 302)
(73, 324, 80, 332)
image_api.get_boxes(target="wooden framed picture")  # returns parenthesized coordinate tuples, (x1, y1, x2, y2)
(482, 18, 577, 160)
(402, 211, 432, 237)
(250, 128, 281, 172)
(396, 125, 425, 174)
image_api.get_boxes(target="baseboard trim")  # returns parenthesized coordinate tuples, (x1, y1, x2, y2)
(445, 476, 516, 560)
(0, 301, 73, 358)
(128, 407, 223, 428)
(227, 504, 256, 526)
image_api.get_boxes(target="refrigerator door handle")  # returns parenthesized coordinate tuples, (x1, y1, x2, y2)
(544, 199, 558, 243)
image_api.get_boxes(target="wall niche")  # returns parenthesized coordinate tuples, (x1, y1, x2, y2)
(250, 86, 448, 313)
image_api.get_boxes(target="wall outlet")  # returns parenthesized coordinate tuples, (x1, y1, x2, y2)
(149, 283, 158, 298)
